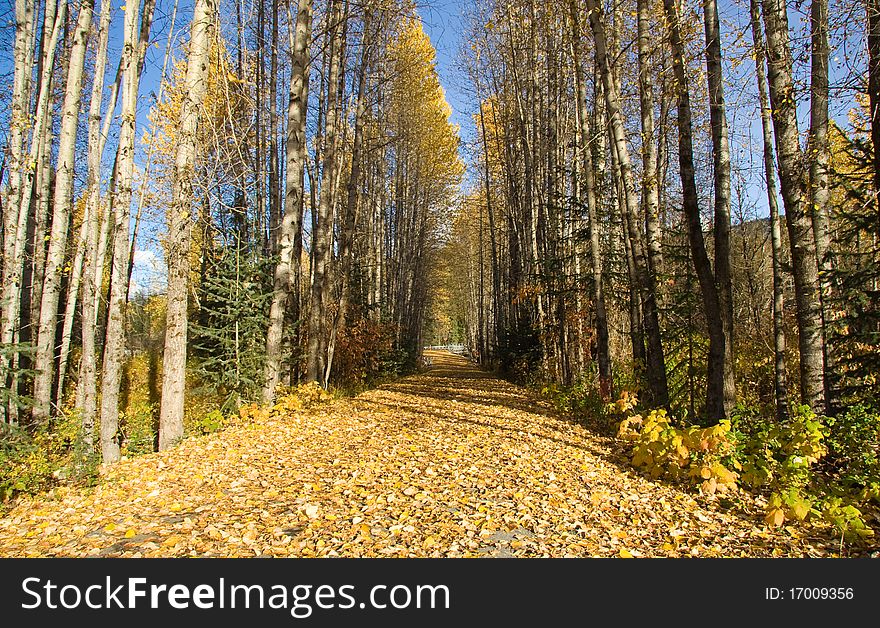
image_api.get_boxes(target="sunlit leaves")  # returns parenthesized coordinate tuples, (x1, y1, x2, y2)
(0, 352, 838, 558)
(386, 18, 464, 193)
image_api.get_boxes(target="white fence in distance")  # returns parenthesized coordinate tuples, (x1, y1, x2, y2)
(423, 344, 467, 355)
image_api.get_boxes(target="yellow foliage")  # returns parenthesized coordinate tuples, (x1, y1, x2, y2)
(141, 34, 246, 294)
(238, 382, 334, 426)
(386, 17, 464, 196)
(271, 382, 333, 414)
(618, 409, 739, 495)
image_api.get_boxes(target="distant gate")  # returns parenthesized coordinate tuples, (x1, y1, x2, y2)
(423, 344, 467, 355)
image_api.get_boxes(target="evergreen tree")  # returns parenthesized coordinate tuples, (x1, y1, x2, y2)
(192, 245, 273, 412)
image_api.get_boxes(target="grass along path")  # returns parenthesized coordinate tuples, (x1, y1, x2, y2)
(0, 351, 837, 557)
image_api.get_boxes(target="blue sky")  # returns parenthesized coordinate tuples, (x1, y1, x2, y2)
(128, 0, 474, 294)
(419, 0, 469, 135)
(0, 0, 868, 294)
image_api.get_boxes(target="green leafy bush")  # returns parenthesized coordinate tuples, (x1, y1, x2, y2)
(541, 379, 615, 433)
(193, 409, 225, 434)
(617, 407, 738, 495)
(0, 423, 47, 501)
(732, 404, 828, 493)
(613, 399, 877, 542)
(818, 496, 875, 541)
(0, 412, 99, 503)
(824, 404, 880, 501)
(119, 402, 157, 456)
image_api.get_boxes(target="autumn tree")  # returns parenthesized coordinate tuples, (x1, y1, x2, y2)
(158, 0, 218, 451)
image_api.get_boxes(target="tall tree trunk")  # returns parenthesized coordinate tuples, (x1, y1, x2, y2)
(305, 0, 342, 383)
(268, 0, 281, 256)
(255, 0, 266, 254)
(23, 0, 62, 350)
(635, 0, 668, 392)
(263, 0, 312, 401)
(570, 5, 612, 398)
(662, 0, 727, 420)
(656, 50, 670, 270)
(1, 0, 61, 423)
(478, 96, 501, 364)
(59, 0, 137, 408)
(325, 13, 373, 385)
(611, 131, 646, 373)
(637, 0, 663, 296)
(750, 0, 790, 422)
(159, 0, 216, 451)
(32, 0, 96, 422)
(762, 0, 826, 412)
(585, 0, 668, 407)
(703, 0, 736, 414)
(99, 0, 155, 464)
(1, 0, 36, 276)
(869, 0, 880, 213)
(75, 0, 112, 446)
(809, 0, 832, 405)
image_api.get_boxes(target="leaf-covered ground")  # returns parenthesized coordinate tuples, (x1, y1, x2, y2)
(0, 351, 843, 557)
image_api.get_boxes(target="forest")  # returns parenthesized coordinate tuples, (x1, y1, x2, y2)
(0, 0, 879, 556)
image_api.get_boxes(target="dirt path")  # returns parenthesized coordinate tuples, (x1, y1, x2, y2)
(0, 351, 832, 557)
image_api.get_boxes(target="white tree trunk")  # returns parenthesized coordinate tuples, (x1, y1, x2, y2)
(0, 0, 54, 422)
(158, 0, 216, 450)
(263, 0, 312, 402)
(76, 0, 113, 446)
(585, 0, 669, 407)
(32, 0, 96, 422)
(762, 0, 826, 411)
(1, 0, 35, 246)
(99, 0, 151, 464)
(306, 0, 342, 383)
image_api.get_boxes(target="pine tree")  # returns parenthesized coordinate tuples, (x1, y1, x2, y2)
(192, 245, 273, 412)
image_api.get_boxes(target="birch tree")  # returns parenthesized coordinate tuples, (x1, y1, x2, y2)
(76, 0, 113, 447)
(99, 0, 155, 463)
(748, 0, 789, 421)
(306, 0, 344, 383)
(31, 0, 96, 422)
(585, 0, 669, 408)
(263, 0, 312, 402)
(761, 0, 826, 412)
(702, 0, 736, 414)
(159, 0, 218, 450)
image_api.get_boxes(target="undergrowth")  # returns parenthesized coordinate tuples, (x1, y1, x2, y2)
(540, 381, 880, 546)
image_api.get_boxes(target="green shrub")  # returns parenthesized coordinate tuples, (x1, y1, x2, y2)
(825, 404, 880, 501)
(731, 404, 828, 493)
(613, 399, 876, 542)
(119, 401, 157, 456)
(541, 379, 617, 434)
(184, 388, 227, 436)
(729, 405, 832, 528)
(193, 409, 225, 434)
(0, 423, 48, 501)
(818, 495, 875, 541)
(0, 412, 99, 503)
(617, 407, 738, 495)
